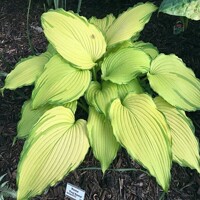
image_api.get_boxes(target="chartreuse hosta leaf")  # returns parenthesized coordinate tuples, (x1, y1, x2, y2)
(87, 107, 119, 173)
(85, 81, 118, 115)
(147, 54, 200, 111)
(133, 41, 159, 59)
(108, 40, 159, 59)
(42, 9, 106, 69)
(154, 96, 200, 172)
(47, 43, 57, 55)
(106, 2, 157, 46)
(17, 106, 89, 200)
(32, 54, 91, 109)
(101, 47, 151, 84)
(17, 100, 77, 139)
(109, 93, 172, 191)
(17, 100, 52, 139)
(2, 52, 51, 91)
(89, 14, 115, 35)
(117, 79, 144, 99)
(64, 101, 78, 113)
(85, 81, 100, 109)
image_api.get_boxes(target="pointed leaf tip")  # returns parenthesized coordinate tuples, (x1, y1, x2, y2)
(17, 106, 89, 199)
(89, 14, 116, 35)
(3, 52, 51, 90)
(106, 2, 157, 46)
(148, 54, 200, 111)
(109, 93, 172, 191)
(87, 107, 119, 173)
(32, 54, 91, 109)
(42, 9, 106, 69)
(155, 96, 200, 173)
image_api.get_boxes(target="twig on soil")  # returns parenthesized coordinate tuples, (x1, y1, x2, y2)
(78, 167, 149, 174)
(27, 0, 35, 54)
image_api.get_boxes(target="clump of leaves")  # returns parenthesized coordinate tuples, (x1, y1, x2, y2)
(0, 174, 16, 200)
(1, 2, 200, 200)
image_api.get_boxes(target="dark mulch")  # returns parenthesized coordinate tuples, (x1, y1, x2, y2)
(1, 0, 200, 199)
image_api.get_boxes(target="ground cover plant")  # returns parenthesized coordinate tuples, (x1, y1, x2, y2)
(0, 174, 16, 200)
(1, 2, 200, 200)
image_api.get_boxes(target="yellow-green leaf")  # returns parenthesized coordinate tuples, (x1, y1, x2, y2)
(17, 100, 52, 139)
(106, 40, 134, 55)
(2, 52, 51, 91)
(147, 54, 200, 111)
(47, 43, 57, 56)
(17, 106, 89, 200)
(85, 81, 118, 116)
(85, 81, 100, 109)
(106, 2, 157, 46)
(133, 41, 159, 59)
(117, 79, 144, 99)
(17, 100, 77, 139)
(89, 14, 115, 35)
(42, 9, 106, 69)
(154, 96, 200, 172)
(63, 101, 77, 114)
(87, 107, 119, 173)
(32, 54, 91, 109)
(101, 47, 151, 84)
(109, 93, 172, 191)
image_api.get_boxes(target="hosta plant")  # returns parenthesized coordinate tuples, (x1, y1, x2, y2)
(159, 0, 200, 20)
(1, 2, 200, 199)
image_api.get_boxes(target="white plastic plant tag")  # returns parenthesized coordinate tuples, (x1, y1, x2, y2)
(65, 183, 85, 200)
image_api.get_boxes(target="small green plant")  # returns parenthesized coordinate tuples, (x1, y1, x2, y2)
(0, 174, 16, 200)
(159, 0, 200, 31)
(159, 0, 200, 20)
(1, 2, 200, 199)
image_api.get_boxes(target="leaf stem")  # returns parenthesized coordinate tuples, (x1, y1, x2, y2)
(141, 76, 147, 82)
(64, 0, 67, 10)
(159, 192, 166, 200)
(180, 16, 189, 30)
(92, 67, 97, 81)
(77, 0, 82, 14)
(78, 101, 88, 113)
(78, 167, 148, 174)
(27, 0, 35, 54)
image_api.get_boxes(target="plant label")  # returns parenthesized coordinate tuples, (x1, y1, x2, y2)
(65, 183, 85, 200)
(173, 21, 184, 35)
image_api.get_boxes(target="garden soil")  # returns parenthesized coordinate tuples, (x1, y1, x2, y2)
(1, 0, 200, 199)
